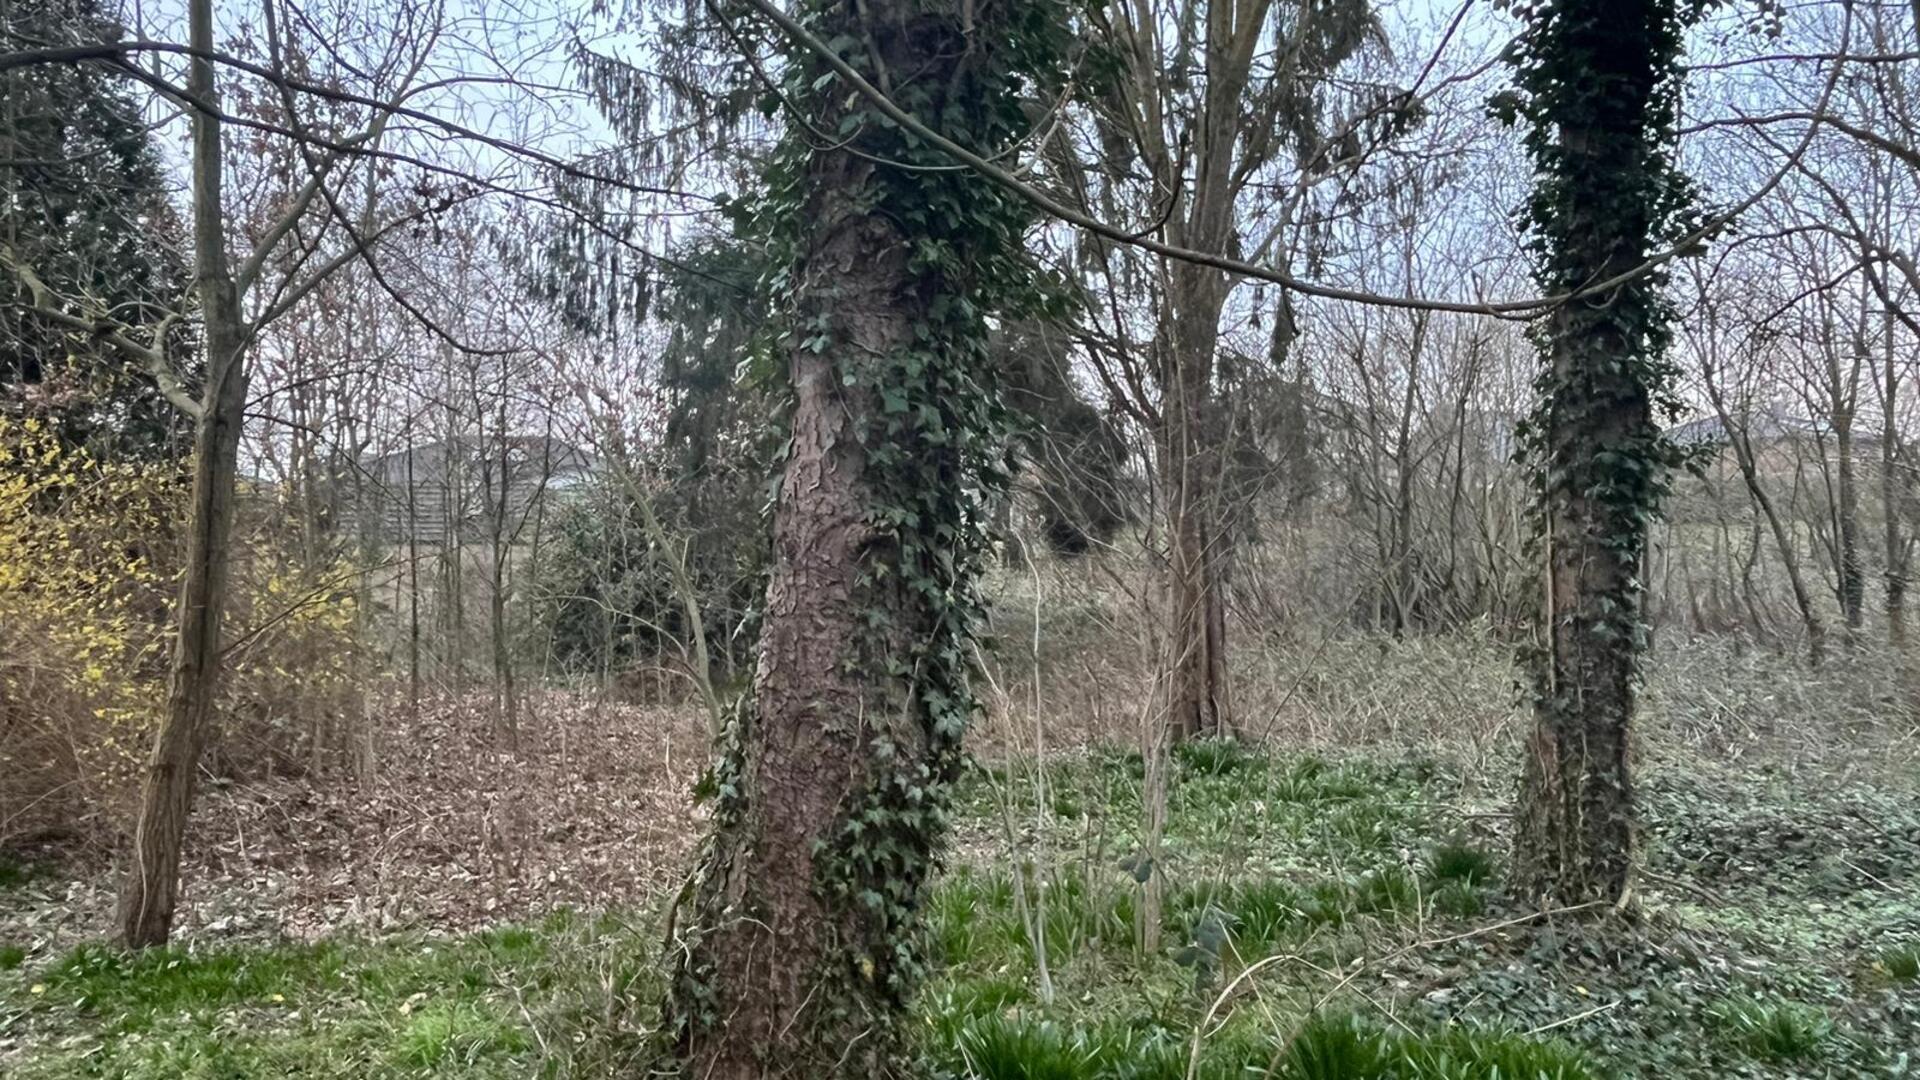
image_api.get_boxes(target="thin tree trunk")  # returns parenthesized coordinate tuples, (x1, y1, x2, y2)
(1885, 315, 1908, 648)
(1705, 371, 1827, 664)
(1835, 401, 1864, 640)
(119, 0, 244, 948)
(489, 419, 517, 749)
(407, 446, 422, 718)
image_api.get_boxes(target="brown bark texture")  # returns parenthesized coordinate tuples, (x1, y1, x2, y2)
(659, 4, 1001, 1073)
(118, 0, 246, 949)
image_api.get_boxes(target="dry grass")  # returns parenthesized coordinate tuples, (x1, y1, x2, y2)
(974, 554, 1920, 797)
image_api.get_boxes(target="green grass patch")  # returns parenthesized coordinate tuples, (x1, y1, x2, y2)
(7, 740, 1911, 1078)
(922, 1010, 1601, 1080)
(1171, 736, 1261, 776)
(2, 910, 658, 1079)
(1708, 995, 1834, 1062)
(1875, 943, 1920, 984)
(0, 853, 43, 892)
(1426, 841, 1497, 886)
(1268, 1013, 1601, 1080)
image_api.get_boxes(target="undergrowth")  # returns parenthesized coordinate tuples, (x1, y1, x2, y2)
(0, 911, 657, 1078)
(3, 742, 1916, 1076)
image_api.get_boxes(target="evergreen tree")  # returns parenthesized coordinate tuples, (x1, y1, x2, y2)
(1, 0, 193, 458)
(538, 235, 774, 682)
(993, 320, 1130, 557)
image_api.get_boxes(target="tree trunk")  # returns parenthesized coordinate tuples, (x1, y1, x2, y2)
(1513, 0, 1683, 910)
(118, 0, 242, 948)
(667, 192, 912, 1079)
(660, 2, 1016, 1069)
(407, 448, 422, 718)
(1885, 331, 1908, 649)
(1165, 462, 1230, 740)
(1703, 372, 1827, 664)
(1161, 263, 1232, 741)
(490, 424, 517, 749)
(1835, 407, 1864, 640)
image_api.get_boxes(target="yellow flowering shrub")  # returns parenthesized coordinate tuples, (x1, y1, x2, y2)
(0, 418, 363, 845)
(0, 417, 177, 838)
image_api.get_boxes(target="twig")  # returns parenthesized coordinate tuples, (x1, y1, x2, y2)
(1525, 999, 1620, 1036)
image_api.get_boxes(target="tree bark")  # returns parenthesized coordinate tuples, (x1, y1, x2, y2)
(488, 416, 517, 749)
(1160, 241, 1234, 743)
(1149, 0, 1266, 742)
(1884, 311, 1908, 648)
(118, 0, 244, 948)
(1163, 405, 1231, 740)
(1835, 418, 1864, 638)
(660, 3, 1009, 1070)
(666, 193, 921, 1076)
(1512, 0, 1679, 910)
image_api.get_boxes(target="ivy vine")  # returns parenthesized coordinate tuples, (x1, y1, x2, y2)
(1496, 0, 1710, 677)
(663, 0, 1074, 1062)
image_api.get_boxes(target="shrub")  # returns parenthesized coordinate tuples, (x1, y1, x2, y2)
(0, 418, 179, 840)
(0, 419, 362, 847)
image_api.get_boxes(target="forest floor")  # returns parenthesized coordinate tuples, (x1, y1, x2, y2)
(2, 659, 1918, 1078)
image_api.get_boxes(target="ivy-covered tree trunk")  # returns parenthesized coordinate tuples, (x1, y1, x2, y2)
(1511, 0, 1693, 909)
(669, 175, 922, 1078)
(661, 0, 1047, 1073)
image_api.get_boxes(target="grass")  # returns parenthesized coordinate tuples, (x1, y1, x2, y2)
(4, 741, 1916, 1077)
(928, 1011, 1602, 1080)
(1708, 996, 1835, 1062)
(1874, 943, 1920, 984)
(0, 910, 656, 1078)
(1426, 841, 1497, 887)
(1278, 1014, 1599, 1080)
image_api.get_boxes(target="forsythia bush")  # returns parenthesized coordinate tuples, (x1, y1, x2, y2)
(0, 418, 362, 846)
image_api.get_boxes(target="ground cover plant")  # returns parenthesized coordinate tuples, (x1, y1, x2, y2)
(5, 676, 1914, 1076)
